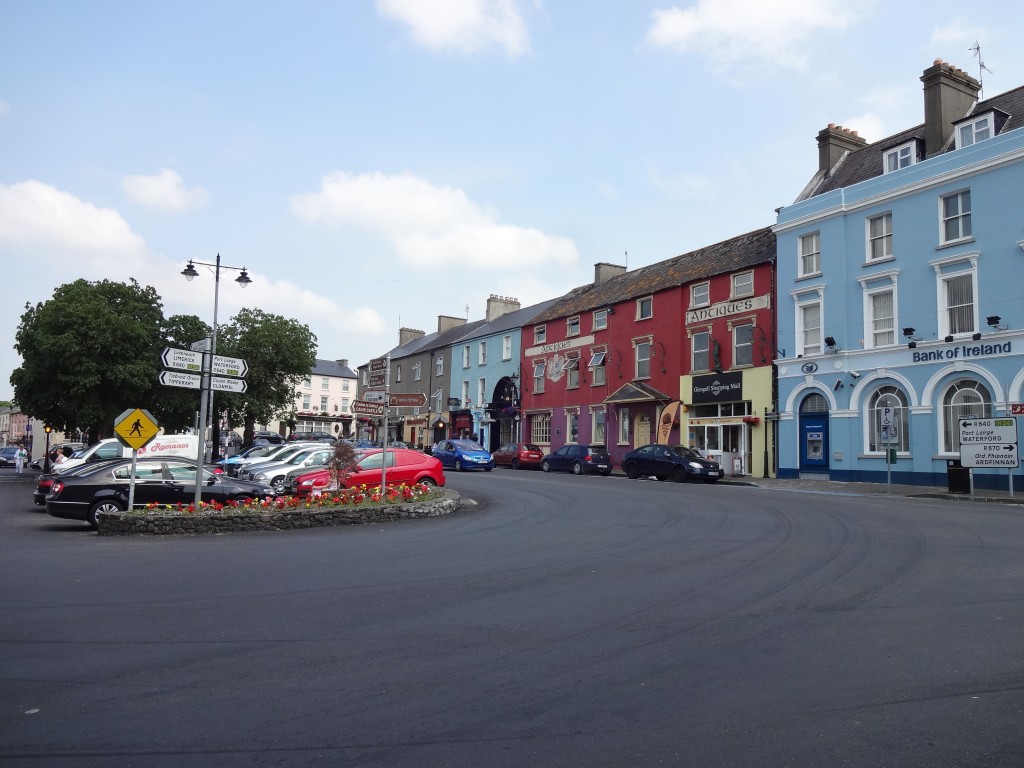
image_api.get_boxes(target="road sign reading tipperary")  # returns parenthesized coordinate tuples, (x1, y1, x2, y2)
(159, 370, 202, 390)
(113, 407, 160, 451)
(352, 399, 386, 417)
(162, 347, 203, 372)
(389, 392, 427, 408)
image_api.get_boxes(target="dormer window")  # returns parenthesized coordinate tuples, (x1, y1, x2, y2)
(883, 142, 917, 174)
(956, 114, 993, 148)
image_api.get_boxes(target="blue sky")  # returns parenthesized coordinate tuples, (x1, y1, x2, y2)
(3, 0, 1022, 402)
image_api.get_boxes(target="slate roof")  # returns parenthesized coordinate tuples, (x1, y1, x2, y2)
(530, 226, 776, 324)
(311, 359, 357, 378)
(456, 298, 561, 342)
(808, 82, 1024, 198)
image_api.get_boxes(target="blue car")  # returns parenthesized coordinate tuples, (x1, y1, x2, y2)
(432, 439, 494, 472)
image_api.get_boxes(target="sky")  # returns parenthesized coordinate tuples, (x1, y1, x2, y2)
(2, 0, 1023, 402)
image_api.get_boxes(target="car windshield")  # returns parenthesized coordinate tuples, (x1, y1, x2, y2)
(523, 444, 541, 452)
(452, 440, 484, 451)
(671, 447, 702, 459)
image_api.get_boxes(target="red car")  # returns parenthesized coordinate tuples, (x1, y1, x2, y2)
(492, 442, 545, 470)
(289, 448, 445, 497)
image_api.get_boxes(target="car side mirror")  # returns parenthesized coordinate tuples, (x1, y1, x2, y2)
(206, 476, 216, 486)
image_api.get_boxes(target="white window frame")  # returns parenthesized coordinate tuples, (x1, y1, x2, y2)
(592, 407, 606, 445)
(866, 212, 893, 262)
(302, 394, 311, 410)
(567, 315, 580, 337)
(532, 360, 545, 394)
(534, 325, 546, 344)
(691, 282, 710, 308)
(566, 410, 579, 444)
(799, 232, 821, 277)
(792, 287, 824, 357)
(413, 361, 421, 381)
(593, 308, 608, 330)
(941, 379, 992, 454)
(866, 386, 910, 455)
(939, 190, 972, 245)
(477, 378, 486, 407)
(617, 407, 629, 445)
(566, 356, 580, 389)
(931, 252, 980, 338)
(883, 142, 916, 173)
(636, 296, 653, 320)
(462, 345, 470, 369)
(956, 114, 993, 148)
(502, 335, 512, 361)
(436, 355, 444, 376)
(320, 395, 328, 412)
(691, 330, 710, 373)
(461, 381, 470, 408)
(531, 412, 551, 444)
(731, 271, 753, 299)
(588, 350, 606, 386)
(395, 364, 402, 383)
(732, 323, 753, 367)
(635, 341, 651, 380)
(478, 341, 487, 366)
(321, 377, 329, 390)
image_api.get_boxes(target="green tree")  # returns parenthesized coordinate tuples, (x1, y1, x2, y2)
(11, 279, 165, 442)
(215, 308, 317, 444)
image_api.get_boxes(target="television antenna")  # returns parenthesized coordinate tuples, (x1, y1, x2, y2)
(969, 41, 993, 98)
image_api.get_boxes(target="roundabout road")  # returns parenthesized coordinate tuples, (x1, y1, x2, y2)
(1, 468, 1023, 767)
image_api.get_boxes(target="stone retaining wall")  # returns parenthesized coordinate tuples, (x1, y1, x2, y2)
(96, 489, 461, 535)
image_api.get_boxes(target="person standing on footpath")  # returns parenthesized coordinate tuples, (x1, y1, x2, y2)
(15, 445, 28, 474)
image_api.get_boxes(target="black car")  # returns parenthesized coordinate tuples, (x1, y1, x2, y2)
(540, 444, 612, 475)
(621, 444, 723, 483)
(45, 457, 275, 528)
(0, 445, 23, 468)
(252, 431, 286, 445)
(288, 431, 336, 443)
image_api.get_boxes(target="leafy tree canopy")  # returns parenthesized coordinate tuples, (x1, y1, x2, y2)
(213, 308, 317, 444)
(11, 279, 164, 441)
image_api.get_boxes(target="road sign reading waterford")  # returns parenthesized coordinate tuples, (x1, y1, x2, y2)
(958, 418, 1018, 444)
(211, 355, 248, 378)
(959, 418, 1019, 469)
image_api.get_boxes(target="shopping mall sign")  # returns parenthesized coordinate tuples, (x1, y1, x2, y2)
(691, 372, 743, 404)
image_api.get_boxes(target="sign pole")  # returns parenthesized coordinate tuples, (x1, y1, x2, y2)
(382, 354, 390, 491)
(127, 449, 139, 511)
(194, 335, 212, 509)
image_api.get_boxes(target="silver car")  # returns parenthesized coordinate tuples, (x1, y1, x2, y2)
(245, 446, 335, 493)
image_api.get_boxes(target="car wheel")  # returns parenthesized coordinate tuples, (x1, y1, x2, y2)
(419, 477, 437, 487)
(271, 477, 287, 494)
(624, 463, 639, 479)
(511, 458, 520, 470)
(572, 461, 583, 475)
(87, 499, 124, 529)
(455, 459, 464, 471)
(541, 460, 551, 473)
(672, 467, 688, 483)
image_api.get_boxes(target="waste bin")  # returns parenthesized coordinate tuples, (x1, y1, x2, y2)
(946, 459, 970, 494)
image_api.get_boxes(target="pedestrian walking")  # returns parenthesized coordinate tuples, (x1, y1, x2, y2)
(15, 445, 28, 474)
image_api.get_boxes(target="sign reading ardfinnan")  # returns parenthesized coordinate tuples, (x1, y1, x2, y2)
(686, 294, 770, 324)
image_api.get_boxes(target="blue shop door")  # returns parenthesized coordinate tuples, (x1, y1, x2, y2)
(799, 417, 829, 473)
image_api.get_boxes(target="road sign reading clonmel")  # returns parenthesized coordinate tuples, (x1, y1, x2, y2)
(352, 399, 386, 417)
(113, 407, 160, 451)
(211, 376, 248, 394)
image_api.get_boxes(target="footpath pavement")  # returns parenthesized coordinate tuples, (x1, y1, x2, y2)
(719, 473, 1024, 505)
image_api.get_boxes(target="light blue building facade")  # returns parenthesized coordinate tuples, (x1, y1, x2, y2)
(774, 61, 1024, 490)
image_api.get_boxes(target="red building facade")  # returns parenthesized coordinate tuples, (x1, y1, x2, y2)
(520, 227, 776, 473)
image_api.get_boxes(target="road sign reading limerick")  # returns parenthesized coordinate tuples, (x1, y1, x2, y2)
(162, 347, 203, 372)
(114, 408, 160, 451)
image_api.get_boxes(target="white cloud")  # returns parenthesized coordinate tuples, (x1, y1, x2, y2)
(376, 0, 530, 57)
(290, 170, 579, 270)
(0, 180, 145, 255)
(645, 0, 863, 72)
(121, 168, 209, 213)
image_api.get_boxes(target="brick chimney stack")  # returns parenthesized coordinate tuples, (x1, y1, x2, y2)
(816, 123, 868, 175)
(594, 262, 626, 286)
(485, 295, 521, 321)
(399, 327, 424, 346)
(921, 58, 981, 157)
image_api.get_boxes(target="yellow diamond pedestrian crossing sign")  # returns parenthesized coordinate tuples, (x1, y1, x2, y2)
(113, 408, 160, 451)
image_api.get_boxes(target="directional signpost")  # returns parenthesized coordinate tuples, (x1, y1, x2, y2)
(162, 347, 203, 372)
(352, 399, 386, 417)
(959, 417, 1019, 498)
(389, 392, 427, 408)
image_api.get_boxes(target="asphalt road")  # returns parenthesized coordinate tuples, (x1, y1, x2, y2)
(2, 467, 1023, 767)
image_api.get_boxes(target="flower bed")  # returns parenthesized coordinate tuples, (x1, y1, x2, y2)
(96, 484, 460, 536)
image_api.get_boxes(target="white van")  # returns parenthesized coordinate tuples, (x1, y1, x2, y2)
(56, 435, 200, 473)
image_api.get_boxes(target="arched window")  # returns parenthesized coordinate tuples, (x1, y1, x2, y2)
(942, 379, 991, 453)
(867, 386, 909, 452)
(800, 393, 829, 413)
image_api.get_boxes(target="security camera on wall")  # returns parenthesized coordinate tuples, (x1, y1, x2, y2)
(849, 371, 861, 378)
